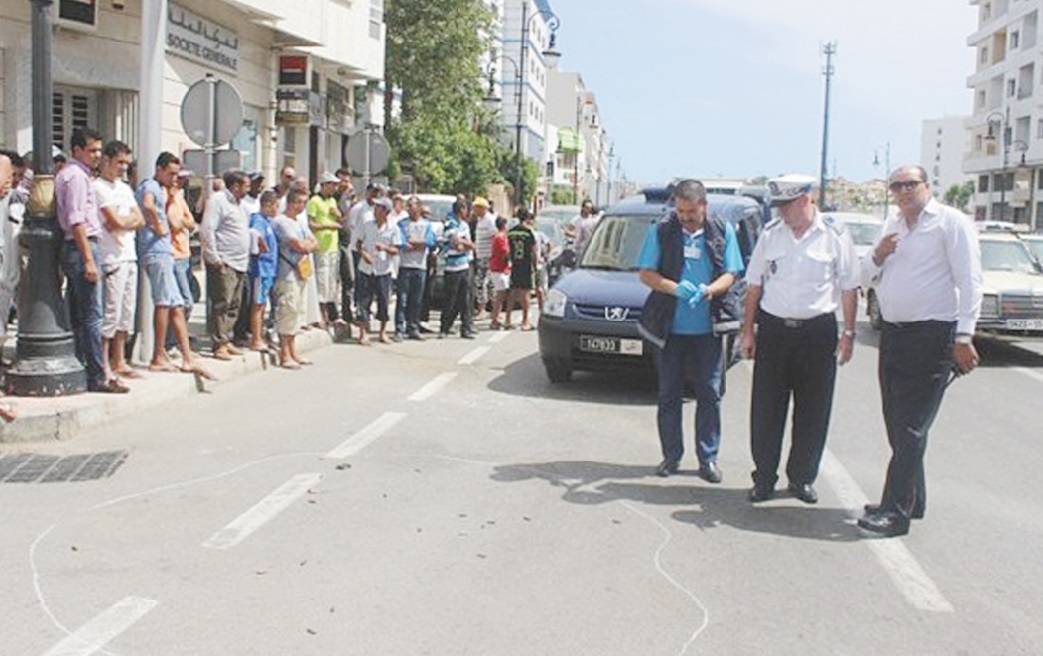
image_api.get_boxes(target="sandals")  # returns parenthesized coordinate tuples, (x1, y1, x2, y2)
(0, 400, 17, 422)
(89, 378, 130, 394)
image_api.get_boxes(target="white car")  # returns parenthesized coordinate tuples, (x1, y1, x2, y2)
(828, 212, 883, 261)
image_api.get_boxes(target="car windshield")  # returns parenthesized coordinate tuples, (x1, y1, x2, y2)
(981, 240, 1039, 273)
(424, 200, 454, 222)
(536, 219, 563, 248)
(845, 222, 882, 246)
(580, 213, 655, 271)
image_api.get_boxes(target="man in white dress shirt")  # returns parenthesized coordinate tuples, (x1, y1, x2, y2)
(857, 165, 982, 537)
(739, 174, 859, 505)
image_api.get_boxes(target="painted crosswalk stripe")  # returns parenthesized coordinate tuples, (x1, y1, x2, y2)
(42, 596, 158, 656)
(488, 331, 510, 344)
(459, 346, 491, 365)
(202, 473, 322, 550)
(820, 449, 954, 612)
(325, 412, 406, 460)
(408, 373, 458, 402)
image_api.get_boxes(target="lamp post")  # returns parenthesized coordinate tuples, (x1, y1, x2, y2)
(872, 142, 890, 220)
(985, 109, 1027, 222)
(515, 1, 559, 212)
(485, 54, 523, 207)
(5, 0, 87, 396)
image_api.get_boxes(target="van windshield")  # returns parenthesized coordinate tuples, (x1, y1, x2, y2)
(580, 214, 657, 271)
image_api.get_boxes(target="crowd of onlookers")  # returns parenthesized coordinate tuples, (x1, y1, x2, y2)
(0, 126, 589, 410)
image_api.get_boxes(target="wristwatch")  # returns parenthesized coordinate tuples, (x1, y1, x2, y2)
(841, 329, 856, 339)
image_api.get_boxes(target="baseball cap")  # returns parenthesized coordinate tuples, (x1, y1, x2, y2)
(768, 174, 817, 206)
(472, 196, 490, 208)
(373, 197, 393, 210)
(320, 171, 339, 184)
(249, 171, 265, 182)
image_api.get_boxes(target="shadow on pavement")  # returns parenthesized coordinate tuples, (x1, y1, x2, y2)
(486, 353, 657, 406)
(491, 460, 860, 543)
(975, 338, 1043, 368)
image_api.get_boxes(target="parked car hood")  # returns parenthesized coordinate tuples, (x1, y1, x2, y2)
(555, 269, 650, 307)
(982, 270, 1043, 295)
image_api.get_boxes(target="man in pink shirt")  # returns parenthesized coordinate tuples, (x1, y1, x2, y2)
(56, 128, 127, 393)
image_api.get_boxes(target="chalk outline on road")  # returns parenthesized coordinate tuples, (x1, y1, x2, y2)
(202, 472, 323, 550)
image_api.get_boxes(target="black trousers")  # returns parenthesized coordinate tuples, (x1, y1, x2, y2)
(440, 268, 473, 335)
(339, 246, 355, 323)
(750, 311, 838, 489)
(877, 320, 955, 520)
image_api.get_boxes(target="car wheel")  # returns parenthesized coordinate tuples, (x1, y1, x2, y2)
(866, 290, 882, 330)
(544, 359, 572, 383)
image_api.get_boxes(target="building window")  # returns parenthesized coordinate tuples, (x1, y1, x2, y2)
(1008, 79, 1017, 96)
(1011, 30, 1020, 49)
(369, 0, 384, 39)
(981, 47, 989, 64)
(980, 175, 990, 192)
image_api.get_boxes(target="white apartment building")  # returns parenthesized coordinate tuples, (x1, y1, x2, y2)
(922, 116, 972, 200)
(0, 0, 385, 184)
(964, 0, 1043, 225)
(496, 0, 558, 169)
(545, 68, 610, 204)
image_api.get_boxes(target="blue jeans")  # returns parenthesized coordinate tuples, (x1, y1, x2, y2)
(395, 267, 426, 335)
(61, 240, 106, 386)
(166, 257, 194, 349)
(655, 333, 724, 466)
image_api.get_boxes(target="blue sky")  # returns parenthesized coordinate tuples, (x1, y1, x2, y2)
(545, 0, 978, 185)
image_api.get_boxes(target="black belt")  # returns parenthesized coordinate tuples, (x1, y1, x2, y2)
(758, 310, 832, 329)
(882, 320, 951, 329)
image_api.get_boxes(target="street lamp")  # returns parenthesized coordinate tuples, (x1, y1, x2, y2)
(5, 0, 87, 396)
(872, 142, 890, 220)
(985, 109, 1027, 222)
(514, 1, 560, 211)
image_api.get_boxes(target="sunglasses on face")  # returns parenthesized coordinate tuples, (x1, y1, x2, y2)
(889, 180, 923, 192)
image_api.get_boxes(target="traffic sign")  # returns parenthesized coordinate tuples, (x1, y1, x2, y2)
(180, 75, 243, 147)
(344, 129, 390, 176)
(182, 149, 241, 178)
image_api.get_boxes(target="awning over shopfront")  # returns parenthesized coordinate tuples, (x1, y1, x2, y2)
(557, 127, 581, 154)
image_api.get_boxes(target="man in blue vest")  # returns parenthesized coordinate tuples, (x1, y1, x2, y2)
(638, 179, 745, 482)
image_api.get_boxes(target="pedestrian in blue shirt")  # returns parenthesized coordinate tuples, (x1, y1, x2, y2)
(247, 190, 279, 352)
(637, 179, 745, 482)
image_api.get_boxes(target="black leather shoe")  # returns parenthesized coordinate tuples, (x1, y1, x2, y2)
(698, 462, 723, 484)
(788, 482, 818, 504)
(864, 503, 924, 520)
(748, 485, 774, 502)
(857, 511, 910, 537)
(655, 460, 679, 477)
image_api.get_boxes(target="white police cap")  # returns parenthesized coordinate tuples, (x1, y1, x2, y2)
(768, 174, 817, 206)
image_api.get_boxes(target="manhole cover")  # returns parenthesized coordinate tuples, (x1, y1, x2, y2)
(0, 451, 128, 484)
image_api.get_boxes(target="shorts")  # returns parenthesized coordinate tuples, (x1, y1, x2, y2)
(274, 276, 305, 336)
(490, 271, 511, 292)
(252, 275, 276, 306)
(315, 250, 339, 302)
(102, 261, 137, 338)
(510, 261, 535, 290)
(356, 271, 392, 322)
(142, 253, 185, 307)
(536, 266, 548, 291)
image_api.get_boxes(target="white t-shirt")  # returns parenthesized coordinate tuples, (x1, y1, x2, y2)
(348, 200, 374, 252)
(474, 213, 497, 260)
(93, 177, 138, 265)
(570, 214, 599, 255)
(357, 219, 403, 277)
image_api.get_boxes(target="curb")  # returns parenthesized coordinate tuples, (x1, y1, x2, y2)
(0, 328, 335, 444)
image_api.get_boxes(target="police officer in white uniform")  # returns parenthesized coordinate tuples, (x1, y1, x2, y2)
(739, 174, 860, 504)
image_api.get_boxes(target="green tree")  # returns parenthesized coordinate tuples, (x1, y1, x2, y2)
(944, 181, 975, 212)
(384, 0, 505, 195)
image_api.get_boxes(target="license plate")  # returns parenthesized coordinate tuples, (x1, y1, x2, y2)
(579, 335, 643, 356)
(1005, 318, 1043, 330)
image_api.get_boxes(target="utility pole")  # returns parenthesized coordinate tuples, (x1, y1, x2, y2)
(819, 42, 836, 208)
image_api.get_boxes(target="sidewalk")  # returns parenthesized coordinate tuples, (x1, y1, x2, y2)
(0, 305, 336, 444)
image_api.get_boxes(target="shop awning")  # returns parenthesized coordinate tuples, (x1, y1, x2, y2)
(557, 127, 581, 154)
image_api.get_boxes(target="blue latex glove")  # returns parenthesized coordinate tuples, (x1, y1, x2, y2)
(675, 280, 699, 301)
(687, 283, 709, 308)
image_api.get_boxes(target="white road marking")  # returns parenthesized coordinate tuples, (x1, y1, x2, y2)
(325, 412, 406, 460)
(619, 501, 710, 656)
(408, 372, 458, 402)
(41, 596, 158, 656)
(488, 331, 510, 344)
(202, 473, 322, 550)
(819, 450, 955, 612)
(458, 346, 491, 365)
(1014, 366, 1043, 385)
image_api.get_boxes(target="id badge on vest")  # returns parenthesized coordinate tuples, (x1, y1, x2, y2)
(684, 241, 702, 260)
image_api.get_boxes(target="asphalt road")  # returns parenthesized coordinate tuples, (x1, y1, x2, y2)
(1, 317, 1041, 655)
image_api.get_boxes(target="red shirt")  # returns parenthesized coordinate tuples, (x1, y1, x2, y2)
(490, 231, 511, 273)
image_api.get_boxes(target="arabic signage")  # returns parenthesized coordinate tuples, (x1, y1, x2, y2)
(167, 3, 239, 74)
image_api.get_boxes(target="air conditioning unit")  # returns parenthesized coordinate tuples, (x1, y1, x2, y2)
(55, 0, 98, 32)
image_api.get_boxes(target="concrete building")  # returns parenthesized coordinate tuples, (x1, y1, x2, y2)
(545, 68, 609, 204)
(0, 0, 384, 184)
(964, 0, 1043, 225)
(922, 116, 973, 200)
